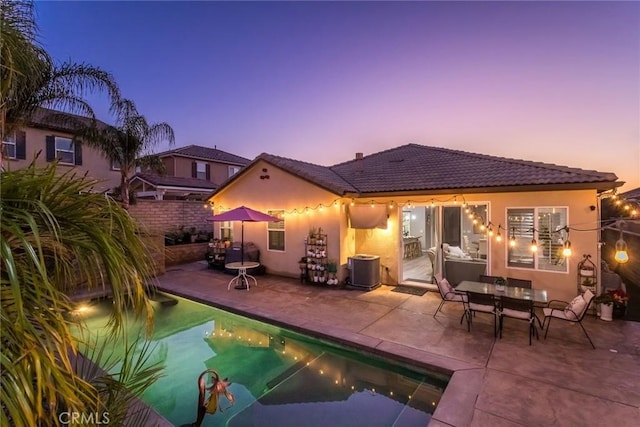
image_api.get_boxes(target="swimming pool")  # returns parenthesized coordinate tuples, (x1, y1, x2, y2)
(75, 294, 448, 426)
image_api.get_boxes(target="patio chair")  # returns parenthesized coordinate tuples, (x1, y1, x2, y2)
(433, 274, 467, 323)
(464, 291, 498, 336)
(506, 277, 532, 289)
(541, 289, 595, 349)
(479, 275, 500, 284)
(499, 296, 539, 345)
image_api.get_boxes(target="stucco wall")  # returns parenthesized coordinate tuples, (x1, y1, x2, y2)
(361, 190, 600, 302)
(128, 199, 213, 235)
(212, 160, 343, 278)
(212, 159, 602, 302)
(5, 126, 121, 192)
(164, 156, 236, 185)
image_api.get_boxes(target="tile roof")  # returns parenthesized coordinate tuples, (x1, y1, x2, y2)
(621, 187, 640, 201)
(28, 107, 110, 132)
(213, 143, 620, 197)
(133, 173, 217, 190)
(155, 144, 250, 166)
(256, 153, 357, 194)
(329, 144, 619, 194)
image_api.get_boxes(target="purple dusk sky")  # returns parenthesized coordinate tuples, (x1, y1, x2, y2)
(36, 1, 639, 191)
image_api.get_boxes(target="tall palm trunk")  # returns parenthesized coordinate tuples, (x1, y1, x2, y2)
(121, 170, 131, 210)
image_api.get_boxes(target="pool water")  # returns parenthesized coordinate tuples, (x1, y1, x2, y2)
(75, 294, 448, 427)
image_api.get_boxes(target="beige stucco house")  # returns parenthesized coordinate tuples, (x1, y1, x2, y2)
(208, 144, 621, 302)
(1, 108, 120, 192)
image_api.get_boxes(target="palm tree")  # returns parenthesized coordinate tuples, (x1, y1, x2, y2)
(1, 161, 161, 426)
(0, 0, 120, 140)
(82, 98, 175, 209)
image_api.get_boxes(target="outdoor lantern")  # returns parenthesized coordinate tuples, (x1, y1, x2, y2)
(614, 235, 629, 264)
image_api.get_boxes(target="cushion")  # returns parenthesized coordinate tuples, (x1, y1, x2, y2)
(439, 278, 453, 294)
(564, 295, 587, 320)
(448, 246, 466, 258)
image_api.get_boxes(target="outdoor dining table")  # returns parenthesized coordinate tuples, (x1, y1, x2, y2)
(226, 261, 260, 291)
(455, 280, 548, 304)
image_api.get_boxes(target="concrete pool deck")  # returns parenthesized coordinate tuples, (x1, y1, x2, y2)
(156, 262, 639, 426)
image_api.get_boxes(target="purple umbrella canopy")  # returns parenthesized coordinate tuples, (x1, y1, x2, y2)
(206, 206, 281, 265)
(206, 206, 281, 223)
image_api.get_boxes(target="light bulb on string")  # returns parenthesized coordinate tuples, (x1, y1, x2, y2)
(562, 240, 572, 257)
(530, 239, 538, 252)
(614, 232, 629, 264)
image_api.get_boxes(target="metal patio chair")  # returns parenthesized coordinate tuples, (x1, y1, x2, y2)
(433, 274, 467, 323)
(499, 296, 540, 345)
(542, 289, 595, 349)
(464, 291, 498, 336)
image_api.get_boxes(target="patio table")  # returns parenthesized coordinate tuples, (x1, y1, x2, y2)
(226, 261, 260, 291)
(456, 280, 548, 304)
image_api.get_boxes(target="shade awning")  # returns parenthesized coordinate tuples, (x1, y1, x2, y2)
(348, 205, 388, 229)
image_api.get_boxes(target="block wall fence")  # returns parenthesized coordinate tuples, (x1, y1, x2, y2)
(128, 200, 213, 235)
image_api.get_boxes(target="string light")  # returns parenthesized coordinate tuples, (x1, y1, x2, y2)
(614, 239, 629, 263)
(614, 223, 629, 264)
(509, 227, 516, 247)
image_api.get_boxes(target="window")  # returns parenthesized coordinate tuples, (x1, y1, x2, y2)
(267, 210, 285, 251)
(507, 207, 568, 272)
(228, 166, 240, 177)
(2, 133, 16, 159)
(196, 162, 207, 179)
(220, 221, 233, 241)
(55, 137, 74, 164)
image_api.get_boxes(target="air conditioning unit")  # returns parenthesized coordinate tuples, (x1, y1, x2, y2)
(348, 254, 381, 290)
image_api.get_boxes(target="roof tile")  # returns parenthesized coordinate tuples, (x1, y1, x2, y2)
(156, 144, 250, 165)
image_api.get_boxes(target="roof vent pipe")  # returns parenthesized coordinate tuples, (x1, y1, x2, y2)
(355, 152, 364, 173)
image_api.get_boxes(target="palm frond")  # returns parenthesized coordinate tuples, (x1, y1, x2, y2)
(1, 161, 158, 425)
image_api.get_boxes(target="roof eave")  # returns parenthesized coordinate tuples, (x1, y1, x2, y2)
(208, 156, 347, 200)
(346, 181, 624, 198)
(160, 153, 248, 166)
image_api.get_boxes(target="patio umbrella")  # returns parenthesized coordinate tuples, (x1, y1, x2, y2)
(206, 206, 281, 264)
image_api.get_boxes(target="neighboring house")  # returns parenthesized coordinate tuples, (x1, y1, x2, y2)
(131, 145, 250, 200)
(1, 108, 120, 192)
(208, 143, 621, 302)
(130, 173, 219, 200)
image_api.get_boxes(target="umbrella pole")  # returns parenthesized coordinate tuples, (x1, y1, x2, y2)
(241, 221, 244, 264)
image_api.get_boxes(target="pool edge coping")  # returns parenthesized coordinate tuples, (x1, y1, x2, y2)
(160, 287, 482, 427)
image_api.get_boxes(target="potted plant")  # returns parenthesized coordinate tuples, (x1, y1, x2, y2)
(594, 293, 614, 321)
(308, 227, 317, 245)
(581, 278, 595, 292)
(494, 276, 507, 291)
(609, 289, 628, 319)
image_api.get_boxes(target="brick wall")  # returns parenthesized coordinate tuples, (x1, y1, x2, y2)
(165, 243, 209, 267)
(128, 200, 213, 235)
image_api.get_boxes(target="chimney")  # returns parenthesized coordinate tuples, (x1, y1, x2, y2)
(355, 152, 363, 173)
